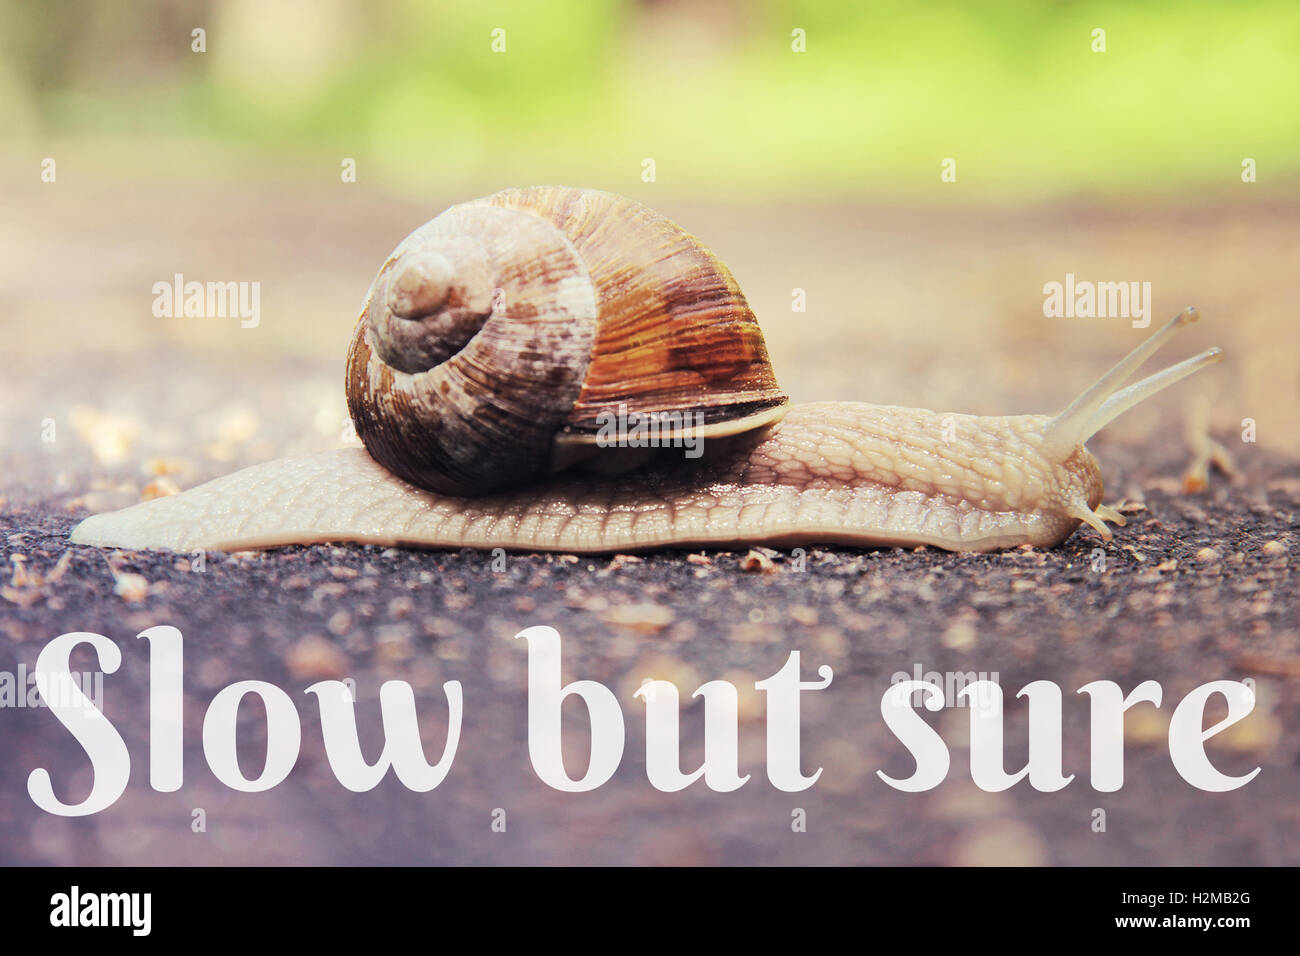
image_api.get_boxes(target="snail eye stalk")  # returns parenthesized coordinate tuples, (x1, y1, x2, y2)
(1044, 307, 1222, 453)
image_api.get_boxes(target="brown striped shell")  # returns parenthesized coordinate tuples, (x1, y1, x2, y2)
(345, 186, 788, 496)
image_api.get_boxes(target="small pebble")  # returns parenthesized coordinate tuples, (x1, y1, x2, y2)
(789, 605, 819, 626)
(113, 572, 150, 603)
(1210, 712, 1282, 754)
(1, 586, 43, 608)
(600, 602, 675, 633)
(284, 635, 349, 681)
(941, 618, 977, 650)
(1125, 708, 1169, 745)
(621, 657, 699, 701)
(141, 476, 181, 500)
(739, 550, 776, 573)
(950, 819, 1047, 867)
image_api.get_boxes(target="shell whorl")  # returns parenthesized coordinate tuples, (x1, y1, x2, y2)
(346, 186, 788, 497)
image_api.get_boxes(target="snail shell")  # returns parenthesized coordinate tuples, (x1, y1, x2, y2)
(345, 186, 788, 496)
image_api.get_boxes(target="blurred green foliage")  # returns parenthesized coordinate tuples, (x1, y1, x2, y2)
(2, 0, 1297, 198)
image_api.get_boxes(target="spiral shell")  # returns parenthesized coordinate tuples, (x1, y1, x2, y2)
(346, 186, 788, 496)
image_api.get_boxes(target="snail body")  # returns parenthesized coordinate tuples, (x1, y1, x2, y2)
(70, 187, 1223, 555)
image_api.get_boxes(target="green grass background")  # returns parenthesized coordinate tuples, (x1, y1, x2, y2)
(2, 0, 1297, 199)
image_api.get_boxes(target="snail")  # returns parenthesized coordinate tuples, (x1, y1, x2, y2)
(70, 186, 1223, 555)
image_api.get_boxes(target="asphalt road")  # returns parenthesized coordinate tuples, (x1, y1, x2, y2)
(1, 192, 1296, 865)
(0, 433, 1295, 865)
